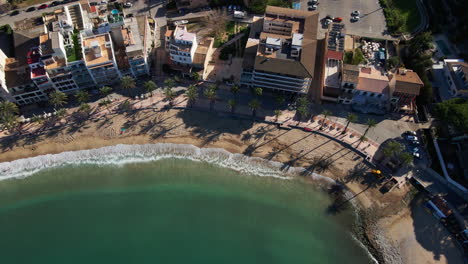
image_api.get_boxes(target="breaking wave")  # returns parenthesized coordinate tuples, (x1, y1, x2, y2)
(0, 143, 335, 185)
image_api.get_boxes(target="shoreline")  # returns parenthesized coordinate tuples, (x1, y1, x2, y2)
(0, 108, 448, 263)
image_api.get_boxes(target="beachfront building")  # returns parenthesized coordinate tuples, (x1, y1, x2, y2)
(442, 59, 468, 99)
(240, 6, 325, 101)
(82, 33, 121, 86)
(165, 25, 213, 78)
(111, 16, 153, 77)
(390, 68, 423, 113)
(335, 65, 391, 110)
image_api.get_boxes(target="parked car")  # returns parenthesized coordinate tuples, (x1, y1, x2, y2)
(308, 5, 317, 10)
(351, 16, 360, 22)
(308, 0, 318, 4)
(409, 140, 420, 146)
(333, 17, 342, 22)
(125, 13, 134, 18)
(412, 151, 421, 159)
(90, 2, 99, 6)
(38, 4, 48, 9)
(174, 20, 188, 26)
(123, 2, 132, 8)
(325, 15, 334, 20)
(50, 1, 61, 6)
(404, 131, 417, 136)
(26, 6, 36, 12)
(324, 19, 332, 26)
(351, 10, 360, 16)
(228, 5, 233, 12)
(405, 135, 418, 141)
(10, 10, 20, 16)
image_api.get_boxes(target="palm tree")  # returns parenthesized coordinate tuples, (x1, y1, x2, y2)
(230, 85, 240, 97)
(319, 110, 332, 130)
(99, 86, 113, 116)
(248, 99, 260, 117)
(274, 109, 282, 122)
(1, 112, 18, 132)
(253, 87, 262, 97)
(399, 152, 414, 166)
(164, 87, 175, 107)
(75, 90, 89, 104)
(204, 86, 217, 111)
(143, 81, 157, 97)
(164, 78, 175, 89)
(296, 106, 309, 124)
(49, 91, 68, 109)
(363, 118, 377, 138)
(55, 108, 67, 122)
(121, 76, 136, 97)
(342, 113, 358, 134)
(275, 95, 285, 106)
(382, 140, 403, 157)
(99, 86, 113, 100)
(0, 101, 19, 117)
(227, 99, 237, 113)
(185, 85, 198, 108)
(191, 72, 200, 82)
(79, 103, 91, 117)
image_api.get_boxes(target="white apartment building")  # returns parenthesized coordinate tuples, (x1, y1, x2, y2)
(82, 33, 121, 86)
(168, 25, 198, 66)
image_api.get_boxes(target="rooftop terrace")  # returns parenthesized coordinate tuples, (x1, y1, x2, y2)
(82, 33, 113, 66)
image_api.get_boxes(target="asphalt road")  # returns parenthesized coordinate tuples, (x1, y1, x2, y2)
(299, 0, 393, 40)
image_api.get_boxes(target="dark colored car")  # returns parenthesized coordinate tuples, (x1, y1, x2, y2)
(125, 13, 134, 18)
(90, 2, 99, 6)
(333, 17, 343, 22)
(38, 4, 48, 9)
(10, 10, 20, 16)
(26, 6, 36, 12)
(51, 1, 61, 6)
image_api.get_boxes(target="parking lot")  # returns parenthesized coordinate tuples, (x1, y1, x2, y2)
(298, 0, 394, 40)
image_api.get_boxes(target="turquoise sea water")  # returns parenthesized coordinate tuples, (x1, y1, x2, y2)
(0, 159, 373, 264)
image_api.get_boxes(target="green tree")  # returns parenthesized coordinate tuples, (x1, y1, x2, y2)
(434, 98, 468, 133)
(253, 87, 263, 97)
(274, 109, 282, 122)
(204, 86, 217, 111)
(164, 78, 175, 89)
(382, 140, 404, 158)
(228, 99, 237, 113)
(386, 56, 401, 69)
(75, 90, 89, 104)
(79, 103, 91, 117)
(248, 99, 261, 117)
(164, 87, 175, 107)
(363, 118, 377, 138)
(121, 76, 136, 97)
(231, 85, 240, 98)
(99, 86, 113, 116)
(191, 72, 200, 82)
(352, 48, 365, 65)
(56, 108, 67, 119)
(275, 95, 285, 106)
(99, 86, 113, 100)
(185, 85, 198, 108)
(143, 81, 157, 97)
(0, 100, 19, 131)
(49, 91, 68, 109)
(399, 152, 414, 166)
(342, 113, 358, 134)
(319, 110, 332, 130)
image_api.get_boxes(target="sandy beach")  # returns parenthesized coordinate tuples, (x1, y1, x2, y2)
(0, 107, 464, 264)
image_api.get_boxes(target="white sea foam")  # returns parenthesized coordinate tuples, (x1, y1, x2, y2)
(0, 143, 335, 185)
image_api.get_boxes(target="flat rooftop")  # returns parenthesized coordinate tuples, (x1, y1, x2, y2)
(82, 33, 113, 66)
